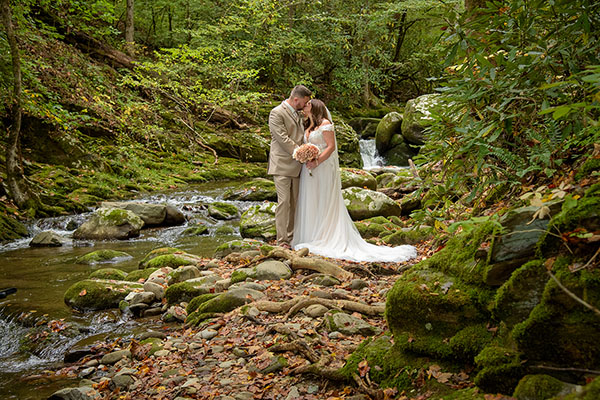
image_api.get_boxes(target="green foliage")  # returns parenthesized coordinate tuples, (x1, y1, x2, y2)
(418, 0, 600, 203)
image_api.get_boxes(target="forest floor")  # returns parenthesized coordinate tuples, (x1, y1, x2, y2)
(39, 241, 485, 400)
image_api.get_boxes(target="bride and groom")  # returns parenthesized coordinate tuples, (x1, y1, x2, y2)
(268, 85, 417, 263)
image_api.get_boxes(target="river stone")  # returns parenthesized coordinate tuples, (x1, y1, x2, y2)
(208, 202, 240, 220)
(324, 312, 381, 336)
(29, 231, 66, 247)
(165, 204, 186, 226)
(64, 279, 143, 311)
(213, 239, 263, 258)
(303, 304, 329, 318)
(147, 267, 173, 285)
(111, 374, 134, 390)
(223, 178, 277, 201)
(182, 223, 209, 236)
(350, 279, 369, 290)
(101, 201, 166, 226)
(187, 288, 265, 319)
(376, 171, 412, 189)
(340, 168, 377, 190)
(89, 268, 128, 280)
(168, 265, 201, 285)
(143, 281, 165, 300)
(124, 291, 155, 305)
(342, 187, 401, 220)
(76, 250, 132, 265)
(383, 139, 420, 167)
(100, 349, 131, 365)
(47, 386, 98, 400)
(230, 282, 266, 291)
(162, 305, 187, 322)
(73, 207, 144, 240)
(239, 202, 276, 241)
(375, 112, 402, 153)
(253, 260, 293, 281)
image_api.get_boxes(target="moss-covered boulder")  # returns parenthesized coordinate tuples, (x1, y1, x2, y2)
(383, 139, 420, 167)
(375, 170, 413, 189)
(207, 202, 240, 220)
(164, 275, 222, 304)
(381, 226, 434, 246)
(139, 248, 203, 269)
(354, 216, 401, 239)
(340, 168, 377, 191)
(64, 279, 143, 311)
(0, 210, 28, 242)
(124, 267, 158, 282)
(223, 178, 276, 201)
(342, 187, 401, 220)
(347, 117, 380, 139)
(89, 268, 128, 280)
(473, 344, 524, 394)
(101, 201, 167, 226)
(214, 239, 263, 258)
(230, 260, 292, 283)
(139, 247, 181, 267)
(375, 112, 402, 153)
(555, 376, 600, 399)
(324, 311, 382, 336)
(185, 288, 265, 326)
(239, 202, 276, 241)
(401, 93, 446, 145)
(335, 121, 363, 168)
(76, 250, 132, 264)
(29, 231, 66, 247)
(73, 207, 144, 240)
(182, 223, 209, 236)
(202, 128, 269, 162)
(167, 265, 201, 285)
(513, 374, 581, 400)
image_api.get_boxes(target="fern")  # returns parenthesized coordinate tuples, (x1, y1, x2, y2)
(482, 143, 526, 172)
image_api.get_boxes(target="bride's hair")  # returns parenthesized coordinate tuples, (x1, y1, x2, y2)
(307, 99, 328, 132)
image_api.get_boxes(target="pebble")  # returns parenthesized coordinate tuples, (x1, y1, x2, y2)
(307, 384, 319, 394)
(189, 343, 203, 350)
(285, 386, 300, 400)
(211, 345, 225, 354)
(154, 350, 171, 357)
(328, 331, 344, 339)
(83, 359, 99, 368)
(219, 361, 234, 369)
(199, 329, 219, 340)
(174, 343, 188, 350)
(350, 279, 368, 290)
(78, 367, 95, 378)
(100, 350, 131, 365)
(233, 392, 254, 400)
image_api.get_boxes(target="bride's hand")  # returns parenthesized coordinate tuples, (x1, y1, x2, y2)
(306, 159, 318, 169)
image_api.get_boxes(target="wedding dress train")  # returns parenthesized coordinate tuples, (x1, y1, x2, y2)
(292, 123, 417, 263)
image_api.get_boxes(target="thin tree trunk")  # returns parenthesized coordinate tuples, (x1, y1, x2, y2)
(125, 0, 134, 55)
(392, 11, 407, 63)
(1, 0, 30, 208)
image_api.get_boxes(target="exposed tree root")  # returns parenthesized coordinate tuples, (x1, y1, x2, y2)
(270, 339, 320, 363)
(253, 295, 384, 319)
(289, 355, 345, 381)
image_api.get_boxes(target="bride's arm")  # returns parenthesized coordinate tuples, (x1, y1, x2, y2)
(307, 128, 335, 169)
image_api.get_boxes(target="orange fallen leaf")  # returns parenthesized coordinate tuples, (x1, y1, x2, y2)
(79, 289, 87, 296)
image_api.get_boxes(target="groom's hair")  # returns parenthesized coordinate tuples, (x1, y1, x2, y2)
(290, 85, 312, 99)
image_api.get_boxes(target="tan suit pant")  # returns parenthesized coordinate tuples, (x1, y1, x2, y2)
(273, 175, 300, 245)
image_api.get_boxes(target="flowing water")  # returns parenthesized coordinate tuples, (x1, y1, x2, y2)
(0, 180, 259, 399)
(360, 139, 386, 169)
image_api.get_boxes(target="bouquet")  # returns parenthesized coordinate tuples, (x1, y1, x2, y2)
(293, 143, 320, 175)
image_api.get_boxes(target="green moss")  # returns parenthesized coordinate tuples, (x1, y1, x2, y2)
(214, 239, 262, 258)
(575, 158, 600, 181)
(230, 269, 250, 284)
(513, 374, 569, 400)
(64, 279, 143, 311)
(381, 226, 434, 245)
(222, 178, 276, 201)
(89, 268, 128, 280)
(140, 337, 164, 356)
(183, 224, 209, 236)
(164, 281, 211, 305)
(208, 202, 239, 219)
(124, 268, 158, 282)
(139, 247, 182, 268)
(448, 324, 493, 361)
(215, 225, 235, 235)
(394, 331, 454, 360)
(186, 293, 220, 314)
(144, 254, 192, 269)
(76, 250, 132, 264)
(0, 204, 28, 242)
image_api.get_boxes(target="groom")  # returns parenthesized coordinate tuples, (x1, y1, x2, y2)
(268, 85, 312, 247)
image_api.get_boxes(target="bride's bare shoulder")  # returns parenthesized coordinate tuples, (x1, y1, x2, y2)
(320, 119, 332, 126)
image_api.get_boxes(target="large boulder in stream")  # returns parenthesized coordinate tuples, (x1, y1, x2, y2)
(223, 178, 277, 201)
(401, 93, 447, 145)
(342, 187, 401, 220)
(340, 168, 377, 190)
(101, 201, 185, 227)
(375, 112, 402, 154)
(73, 207, 144, 240)
(64, 279, 143, 310)
(335, 122, 363, 168)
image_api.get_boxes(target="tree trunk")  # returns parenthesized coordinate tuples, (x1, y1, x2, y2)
(1, 0, 30, 208)
(125, 0, 134, 55)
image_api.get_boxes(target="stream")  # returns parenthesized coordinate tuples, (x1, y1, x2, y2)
(0, 140, 387, 399)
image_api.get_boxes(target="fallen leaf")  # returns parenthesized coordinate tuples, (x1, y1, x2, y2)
(79, 289, 87, 296)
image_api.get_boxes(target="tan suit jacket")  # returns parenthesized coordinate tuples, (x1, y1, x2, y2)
(268, 101, 304, 177)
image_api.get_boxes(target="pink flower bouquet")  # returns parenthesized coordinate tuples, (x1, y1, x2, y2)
(293, 143, 320, 163)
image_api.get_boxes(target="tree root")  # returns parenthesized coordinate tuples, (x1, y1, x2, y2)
(289, 355, 345, 381)
(253, 295, 384, 319)
(270, 339, 320, 363)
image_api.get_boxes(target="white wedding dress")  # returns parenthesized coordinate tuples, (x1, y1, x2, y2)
(292, 123, 417, 263)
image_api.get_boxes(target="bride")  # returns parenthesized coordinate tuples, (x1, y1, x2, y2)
(291, 99, 417, 263)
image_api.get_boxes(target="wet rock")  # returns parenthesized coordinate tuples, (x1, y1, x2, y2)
(164, 204, 186, 226)
(73, 207, 144, 240)
(223, 178, 277, 202)
(309, 275, 340, 287)
(168, 265, 201, 285)
(29, 231, 66, 247)
(143, 281, 165, 300)
(64, 279, 143, 311)
(513, 374, 581, 399)
(239, 203, 277, 241)
(64, 347, 94, 363)
(348, 117, 380, 139)
(101, 201, 166, 225)
(340, 168, 377, 191)
(198, 329, 219, 340)
(162, 305, 187, 322)
(100, 349, 131, 365)
(213, 239, 263, 258)
(375, 112, 402, 154)
(124, 291, 155, 305)
(336, 122, 363, 168)
(186, 288, 265, 326)
(111, 374, 134, 390)
(253, 260, 293, 281)
(208, 202, 240, 220)
(89, 268, 128, 280)
(77, 250, 133, 265)
(183, 223, 209, 236)
(350, 279, 368, 290)
(401, 93, 446, 145)
(303, 304, 329, 318)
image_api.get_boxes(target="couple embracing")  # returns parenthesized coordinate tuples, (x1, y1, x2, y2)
(268, 85, 417, 263)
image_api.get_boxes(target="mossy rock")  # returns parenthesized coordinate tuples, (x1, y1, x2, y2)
(214, 239, 263, 258)
(382, 140, 420, 167)
(575, 157, 600, 181)
(376, 170, 413, 189)
(473, 345, 524, 394)
(89, 268, 128, 280)
(76, 250, 132, 265)
(215, 225, 235, 235)
(386, 267, 492, 339)
(64, 279, 143, 311)
(381, 226, 434, 246)
(0, 208, 28, 242)
(139, 247, 182, 267)
(239, 202, 276, 241)
(511, 257, 600, 369)
(124, 268, 158, 282)
(513, 374, 580, 400)
(182, 224, 209, 236)
(141, 252, 203, 270)
(347, 117, 380, 139)
(401, 93, 448, 145)
(448, 324, 493, 361)
(336, 121, 363, 168)
(140, 337, 164, 356)
(164, 281, 213, 304)
(185, 288, 264, 326)
(186, 293, 220, 314)
(222, 178, 276, 201)
(491, 260, 549, 327)
(354, 216, 400, 239)
(230, 268, 251, 284)
(375, 112, 402, 153)
(208, 202, 240, 220)
(73, 207, 144, 240)
(556, 375, 600, 399)
(342, 187, 401, 220)
(340, 168, 377, 191)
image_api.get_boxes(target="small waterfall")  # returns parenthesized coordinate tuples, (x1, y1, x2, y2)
(360, 139, 385, 169)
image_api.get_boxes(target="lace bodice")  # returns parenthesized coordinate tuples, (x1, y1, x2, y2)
(305, 123, 334, 152)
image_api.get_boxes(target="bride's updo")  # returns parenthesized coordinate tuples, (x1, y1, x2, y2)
(307, 99, 328, 131)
